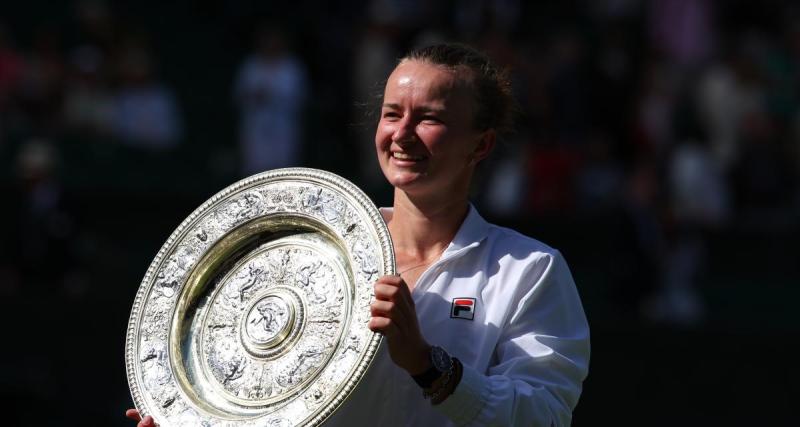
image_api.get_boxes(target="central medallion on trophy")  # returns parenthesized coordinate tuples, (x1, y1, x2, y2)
(240, 288, 305, 359)
(247, 296, 292, 345)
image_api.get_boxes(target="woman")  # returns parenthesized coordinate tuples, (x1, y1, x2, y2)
(128, 43, 589, 426)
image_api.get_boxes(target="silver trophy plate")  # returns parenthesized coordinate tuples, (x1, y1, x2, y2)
(125, 168, 394, 426)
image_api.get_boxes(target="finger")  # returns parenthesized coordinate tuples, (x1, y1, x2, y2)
(373, 283, 400, 301)
(368, 315, 399, 336)
(370, 299, 415, 332)
(375, 275, 413, 299)
(139, 415, 156, 427)
(376, 274, 404, 285)
(125, 409, 142, 421)
(370, 300, 395, 316)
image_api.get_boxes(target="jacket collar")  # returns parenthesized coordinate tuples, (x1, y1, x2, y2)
(443, 203, 490, 256)
(379, 203, 490, 256)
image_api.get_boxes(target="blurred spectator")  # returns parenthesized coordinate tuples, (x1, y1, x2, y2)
(15, 26, 66, 134)
(634, 59, 678, 154)
(647, 0, 715, 69)
(62, 45, 113, 136)
(526, 137, 579, 215)
(0, 24, 23, 117)
(234, 25, 308, 175)
(2, 139, 79, 294)
(575, 134, 625, 214)
(112, 42, 182, 150)
(669, 139, 729, 227)
(620, 158, 666, 320)
(453, 0, 522, 39)
(732, 109, 796, 226)
(645, 135, 729, 326)
(72, 0, 118, 53)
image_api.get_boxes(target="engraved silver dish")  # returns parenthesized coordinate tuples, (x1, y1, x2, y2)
(125, 168, 394, 426)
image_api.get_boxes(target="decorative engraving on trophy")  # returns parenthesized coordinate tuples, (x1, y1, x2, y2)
(276, 345, 325, 388)
(222, 357, 246, 385)
(296, 261, 329, 303)
(266, 418, 292, 427)
(307, 317, 340, 326)
(153, 383, 181, 418)
(303, 386, 325, 409)
(322, 197, 344, 224)
(295, 261, 321, 287)
(351, 240, 378, 279)
(140, 344, 160, 363)
(162, 394, 176, 408)
(267, 250, 292, 285)
(308, 301, 342, 325)
(238, 262, 268, 302)
(141, 307, 169, 341)
(174, 408, 205, 427)
(175, 245, 198, 270)
(226, 191, 263, 222)
(242, 364, 274, 400)
(156, 268, 179, 298)
(301, 187, 322, 211)
(346, 333, 361, 353)
(208, 337, 249, 393)
(245, 296, 290, 344)
(202, 211, 231, 240)
(195, 228, 208, 242)
(207, 323, 233, 330)
(299, 187, 345, 224)
(156, 246, 197, 298)
(141, 346, 172, 391)
(264, 188, 298, 212)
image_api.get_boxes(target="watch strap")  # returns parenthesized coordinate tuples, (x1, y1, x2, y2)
(412, 346, 451, 388)
(412, 365, 442, 388)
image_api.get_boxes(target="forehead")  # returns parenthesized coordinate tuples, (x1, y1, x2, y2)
(384, 60, 474, 106)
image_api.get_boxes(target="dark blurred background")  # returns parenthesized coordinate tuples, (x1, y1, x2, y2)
(0, 0, 798, 425)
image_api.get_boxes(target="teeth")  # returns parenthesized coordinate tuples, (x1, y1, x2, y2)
(393, 152, 423, 160)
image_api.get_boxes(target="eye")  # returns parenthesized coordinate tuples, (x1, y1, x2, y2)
(421, 115, 442, 124)
(381, 110, 401, 121)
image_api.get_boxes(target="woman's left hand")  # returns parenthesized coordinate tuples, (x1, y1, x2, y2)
(368, 275, 431, 375)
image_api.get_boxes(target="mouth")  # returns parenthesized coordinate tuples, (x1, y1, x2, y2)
(391, 152, 426, 161)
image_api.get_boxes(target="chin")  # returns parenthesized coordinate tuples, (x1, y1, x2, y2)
(384, 170, 427, 190)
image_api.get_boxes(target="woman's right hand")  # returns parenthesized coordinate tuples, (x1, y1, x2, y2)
(125, 409, 157, 427)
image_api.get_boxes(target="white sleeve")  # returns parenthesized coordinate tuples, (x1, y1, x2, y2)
(436, 251, 590, 427)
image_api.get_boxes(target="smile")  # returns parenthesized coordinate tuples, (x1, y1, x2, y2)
(392, 152, 425, 161)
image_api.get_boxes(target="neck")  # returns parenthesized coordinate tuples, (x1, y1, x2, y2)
(387, 189, 470, 258)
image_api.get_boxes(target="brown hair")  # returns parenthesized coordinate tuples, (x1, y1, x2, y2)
(400, 43, 515, 137)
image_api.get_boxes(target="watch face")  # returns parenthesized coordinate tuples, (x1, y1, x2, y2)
(430, 346, 452, 372)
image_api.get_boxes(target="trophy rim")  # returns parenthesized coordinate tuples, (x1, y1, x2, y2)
(125, 167, 394, 426)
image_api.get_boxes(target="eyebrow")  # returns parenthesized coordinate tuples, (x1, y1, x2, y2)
(381, 103, 446, 114)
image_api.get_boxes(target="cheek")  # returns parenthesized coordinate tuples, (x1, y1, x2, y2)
(416, 127, 450, 153)
(374, 123, 392, 150)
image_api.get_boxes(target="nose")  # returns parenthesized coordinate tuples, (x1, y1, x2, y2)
(391, 116, 416, 145)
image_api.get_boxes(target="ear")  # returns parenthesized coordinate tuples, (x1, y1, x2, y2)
(470, 129, 496, 165)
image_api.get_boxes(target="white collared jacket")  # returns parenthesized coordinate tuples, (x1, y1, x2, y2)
(327, 205, 590, 426)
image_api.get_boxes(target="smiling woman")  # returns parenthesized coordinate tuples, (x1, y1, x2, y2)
(126, 43, 589, 427)
(340, 43, 589, 427)
(374, 46, 513, 201)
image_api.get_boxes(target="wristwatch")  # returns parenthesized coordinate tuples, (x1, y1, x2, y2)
(411, 346, 452, 388)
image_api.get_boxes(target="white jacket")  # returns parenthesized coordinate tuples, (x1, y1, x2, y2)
(327, 205, 590, 426)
